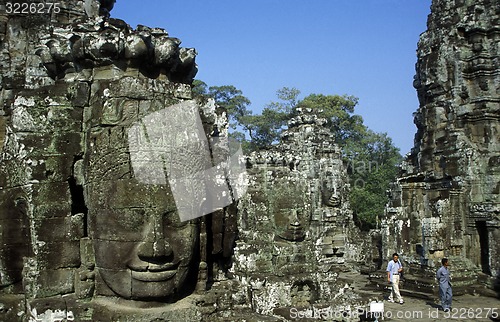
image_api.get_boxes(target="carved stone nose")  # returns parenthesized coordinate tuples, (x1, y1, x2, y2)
(136, 214, 173, 258)
(137, 239, 173, 258)
(289, 209, 301, 227)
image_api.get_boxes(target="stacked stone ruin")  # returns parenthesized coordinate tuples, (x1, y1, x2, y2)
(231, 107, 372, 318)
(383, 0, 499, 297)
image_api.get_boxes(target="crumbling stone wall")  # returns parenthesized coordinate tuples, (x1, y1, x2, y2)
(384, 0, 500, 295)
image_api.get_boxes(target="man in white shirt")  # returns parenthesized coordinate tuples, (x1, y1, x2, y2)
(386, 252, 404, 304)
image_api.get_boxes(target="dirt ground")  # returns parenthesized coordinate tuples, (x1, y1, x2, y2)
(372, 294, 499, 322)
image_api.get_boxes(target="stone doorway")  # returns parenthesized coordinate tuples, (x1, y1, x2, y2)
(476, 221, 491, 275)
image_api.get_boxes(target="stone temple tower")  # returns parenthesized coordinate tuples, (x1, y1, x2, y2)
(231, 107, 374, 318)
(383, 0, 500, 295)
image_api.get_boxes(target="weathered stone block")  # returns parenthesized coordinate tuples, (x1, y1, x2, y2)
(33, 203, 72, 219)
(0, 244, 31, 280)
(88, 209, 145, 241)
(0, 219, 30, 244)
(32, 182, 71, 206)
(86, 178, 174, 209)
(0, 294, 26, 322)
(17, 132, 82, 157)
(92, 240, 137, 269)
(92, 65, 126, 81)
(384, 0, 500, 291)
(37, 241, 81, 269)
(93, 267, 131, 297)
(28, 155, 75, 182)
(100, 98, 139, 126)
(0, 187, 30, 220)
(36, 216, 84, 243)
(0, 116, 5, 154)
(45, 106, 83, 133)
(32, 269, 75, 298)
(137, 99, 156, 117)
(67, 82, 90, 107)
(28, 297, 69, 320)
(51, 132, 84, 156)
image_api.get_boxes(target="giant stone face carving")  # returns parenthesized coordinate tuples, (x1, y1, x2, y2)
(86, 125, 200, 300)
(270, 183, 310, 242)
(88, 181, 199, 300)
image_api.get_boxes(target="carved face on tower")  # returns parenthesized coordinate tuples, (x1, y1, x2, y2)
(86, 125, 200, 300)
(88, 181, 198, 300)
(322, 187, 341, 208)
(270, 183, 310, 242)
(321, 175, 342, 208)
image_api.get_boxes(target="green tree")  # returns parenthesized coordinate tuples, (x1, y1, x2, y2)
(243, 87, 300, 149)
(345, 131, 401, 229)
(192, 80, 252, 131)
(295, 93, 363, 146)
(191, 80, 252, 147)
(192, 79, 209, 99)
(207, 85, 251, 130)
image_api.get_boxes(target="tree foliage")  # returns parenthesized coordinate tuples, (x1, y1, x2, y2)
(345, 131, 401, 229)
(192, 80, 402, 229)
(192, 80, 253, 149)
(243, 87, 300, 148)
(297, 94, 364, 145)
(192, 80, 252, 131)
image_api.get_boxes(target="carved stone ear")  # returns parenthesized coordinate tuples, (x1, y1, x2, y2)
(101, 98, 124, 125)
(73, 159, 85, 186)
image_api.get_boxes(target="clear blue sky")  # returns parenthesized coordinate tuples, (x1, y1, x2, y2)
(112, 0, 432, 154)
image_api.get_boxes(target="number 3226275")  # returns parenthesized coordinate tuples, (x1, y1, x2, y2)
(5, 2, 61, 14)
(443, 308, 498, 319)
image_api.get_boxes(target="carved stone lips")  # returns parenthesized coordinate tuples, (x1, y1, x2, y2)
(131, 269, 176, 282)
(284, 226, 305, 241)
(287, 226, 303, 234)
(129, 263, 178, 282)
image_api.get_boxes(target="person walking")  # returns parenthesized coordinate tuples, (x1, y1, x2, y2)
(386, 253, 404, 304)
(436, 258, 452, 312)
